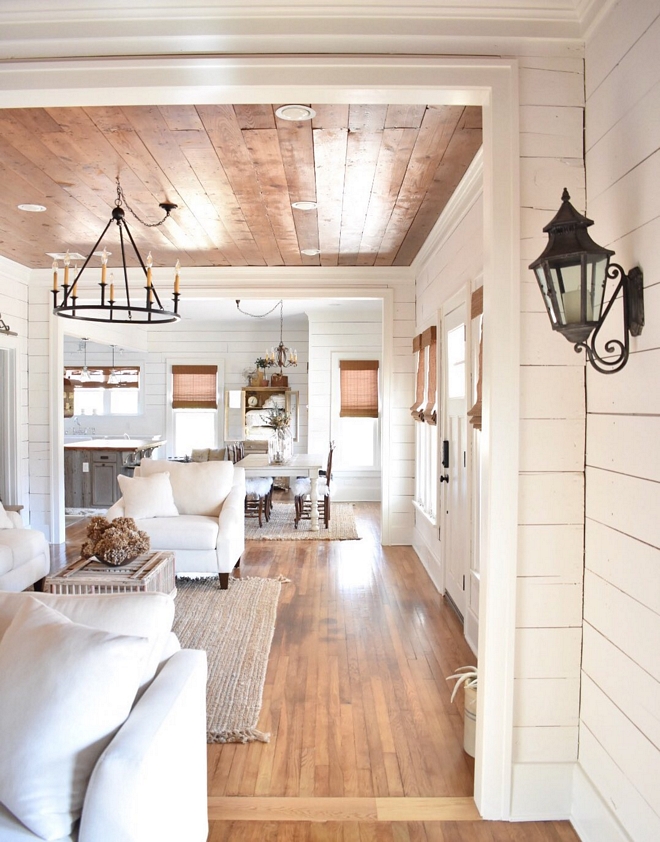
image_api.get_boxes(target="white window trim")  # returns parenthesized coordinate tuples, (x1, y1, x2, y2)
(330, 350, 382, 474)
(165, 356, 224, 459)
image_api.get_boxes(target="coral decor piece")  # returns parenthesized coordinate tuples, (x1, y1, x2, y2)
(81, 515, 150, 567)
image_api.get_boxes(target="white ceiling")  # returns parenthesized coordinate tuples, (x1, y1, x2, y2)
(178, 296, 382, 324)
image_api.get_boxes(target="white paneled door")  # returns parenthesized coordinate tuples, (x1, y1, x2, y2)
(442, 298, 469, 619)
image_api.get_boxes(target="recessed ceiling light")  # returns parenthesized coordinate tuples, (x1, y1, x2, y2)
(275, 104, 316, 122)
(18, 203, 47, 213)
(301, 248, 321, 256)
(292, 201, 318, 211)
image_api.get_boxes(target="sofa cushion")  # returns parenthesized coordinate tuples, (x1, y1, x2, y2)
(136, 514, 219, 551)
(0, 591, 175, 692)
(138, 459, 234, 517)
(0, 528, 47, 572)
(117, 471, 179, 520)
(0, 501, 14, 529)
(0, 597, 149, 841)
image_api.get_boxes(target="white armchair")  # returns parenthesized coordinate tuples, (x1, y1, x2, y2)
(0, 507, 50, 593)
(107, 459, 245, 588)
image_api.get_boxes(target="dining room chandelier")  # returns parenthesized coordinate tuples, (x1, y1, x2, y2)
(235, 299, 298, 370)
(265, 300, 297, 370)
(52, 178, 181, 325)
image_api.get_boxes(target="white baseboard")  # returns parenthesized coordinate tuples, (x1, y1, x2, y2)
(412, 526, 443, 593)
(571, 765, 632, 842)
(510, 762, 574, 821)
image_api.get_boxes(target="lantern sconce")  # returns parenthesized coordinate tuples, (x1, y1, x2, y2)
(529, 188, 644, 374)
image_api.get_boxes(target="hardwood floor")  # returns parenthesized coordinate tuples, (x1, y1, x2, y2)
(208, 502, 475, 801)
(60, 503, 579, 841)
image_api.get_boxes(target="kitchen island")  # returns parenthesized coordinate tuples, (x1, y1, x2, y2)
(64, 439, 165, 509)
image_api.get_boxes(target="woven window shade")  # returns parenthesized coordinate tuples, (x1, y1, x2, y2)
(410, 327, 437, 423)
(410, 334, 425, 421)
(339, 360, 379, 418)
(172, 365, 218, 409)
(467, 287, 483, 431)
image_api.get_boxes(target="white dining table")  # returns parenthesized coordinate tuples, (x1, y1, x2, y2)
(235, 453, 325, 531)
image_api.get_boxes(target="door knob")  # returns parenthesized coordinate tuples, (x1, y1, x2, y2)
(440, 474, 449, 483)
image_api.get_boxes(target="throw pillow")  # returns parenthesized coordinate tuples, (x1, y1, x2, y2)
(191, 448, 210, 462)
(117, 472, 179, 520)
(0, 502, 14, 529)
(0, 597, 149, 840)
(0, 591, 175, 692)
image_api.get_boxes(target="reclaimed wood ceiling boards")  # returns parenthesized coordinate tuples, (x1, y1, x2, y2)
(0, 104, 482, 269)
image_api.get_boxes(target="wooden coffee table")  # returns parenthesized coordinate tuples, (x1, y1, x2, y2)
(45, 551, 176, 596)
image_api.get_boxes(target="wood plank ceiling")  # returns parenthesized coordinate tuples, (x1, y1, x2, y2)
(0, 104, 482, 270)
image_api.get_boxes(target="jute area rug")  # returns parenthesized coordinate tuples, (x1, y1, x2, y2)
(173, 576, 285, 744)
(245, 501, 360, 541)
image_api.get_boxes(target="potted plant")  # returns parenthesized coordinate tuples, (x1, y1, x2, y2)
(251, 357, 269, 386)
(446, 665, 478, 757)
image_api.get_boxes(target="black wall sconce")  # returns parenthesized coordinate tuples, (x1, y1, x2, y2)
(529, 189, 644, 374)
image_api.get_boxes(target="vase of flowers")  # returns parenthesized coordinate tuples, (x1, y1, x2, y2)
(266, 407, 293, 464)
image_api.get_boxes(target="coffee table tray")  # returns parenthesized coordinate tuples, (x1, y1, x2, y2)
(45, 551, 176, 596)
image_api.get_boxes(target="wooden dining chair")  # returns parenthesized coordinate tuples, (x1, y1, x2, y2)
(227, 441, 273, 527)
(293, 441, 335, 529)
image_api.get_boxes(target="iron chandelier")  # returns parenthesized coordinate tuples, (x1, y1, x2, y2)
(52, 178, 181, 325)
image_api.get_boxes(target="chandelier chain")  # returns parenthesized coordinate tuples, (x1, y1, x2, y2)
(235, 299, 283, 319)
(115, 178, 173, 228)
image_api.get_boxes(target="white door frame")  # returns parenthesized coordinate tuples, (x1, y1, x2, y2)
(0, 334, 21, 507)
(0, 55, 520, 819)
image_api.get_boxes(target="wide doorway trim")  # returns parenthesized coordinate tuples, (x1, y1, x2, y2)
(0, 55, 520, 820)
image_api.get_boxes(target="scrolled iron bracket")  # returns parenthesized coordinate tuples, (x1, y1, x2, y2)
(573, 264, 644, 374)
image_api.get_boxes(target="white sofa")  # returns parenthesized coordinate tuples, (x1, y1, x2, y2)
(0, 590, 208, 842)
(107, 459, 245, 588)
(0, 509, 50, 593)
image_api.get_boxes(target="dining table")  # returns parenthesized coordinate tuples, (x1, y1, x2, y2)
(234, 453, 325, 531)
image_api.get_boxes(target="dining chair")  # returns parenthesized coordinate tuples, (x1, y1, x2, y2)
(227, 441, 273, 527)
(293, 441, 335, 529)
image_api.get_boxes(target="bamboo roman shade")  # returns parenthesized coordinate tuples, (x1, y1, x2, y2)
(171, 365, 218, 409)
(467, 287, 483, 431)
(339, 360, 379, 418)
(411, 326, 437, 424)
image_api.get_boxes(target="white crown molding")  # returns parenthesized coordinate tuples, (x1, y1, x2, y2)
(412, 145, 483, 278)
(0, 2, 595, 61)
(580, 0, 617, 41)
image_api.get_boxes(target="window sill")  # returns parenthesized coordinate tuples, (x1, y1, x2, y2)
(413, 499, 436, 528)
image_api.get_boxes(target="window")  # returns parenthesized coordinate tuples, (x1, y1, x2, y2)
(171, 365, 218, 457)
(335, 359, 380, 470)
(65, 367, 140, 416)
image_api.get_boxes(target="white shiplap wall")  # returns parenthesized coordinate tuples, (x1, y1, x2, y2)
(510, 51, 587, 820)
(0, 256, 30, 519)
(307, 303, 383, 503)
(574, 4, 660, 841)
